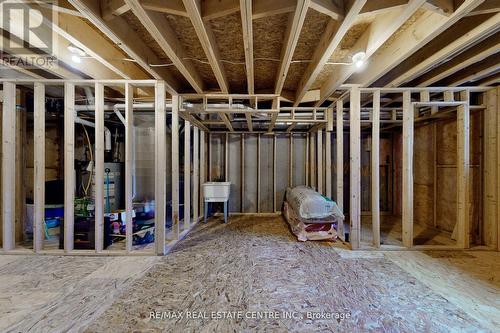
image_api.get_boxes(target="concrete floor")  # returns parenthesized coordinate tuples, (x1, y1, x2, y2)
(0, 215, 499, 332)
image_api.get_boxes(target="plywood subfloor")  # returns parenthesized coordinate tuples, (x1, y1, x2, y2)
(360, 215, 456, 247)
(1, 215, 498, 332)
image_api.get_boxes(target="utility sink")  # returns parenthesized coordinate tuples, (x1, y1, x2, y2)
(202, 182, 231, 202)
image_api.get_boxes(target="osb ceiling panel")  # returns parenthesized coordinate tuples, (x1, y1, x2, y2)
(209, 12, 247, 93)
(165, 14, 220, 91)
(284, 9, 330, 91)
(253, 13, 288, 91)
(121, 11, 190, 90)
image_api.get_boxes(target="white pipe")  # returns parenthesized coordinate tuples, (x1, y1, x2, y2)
(75, 115, 112, 151)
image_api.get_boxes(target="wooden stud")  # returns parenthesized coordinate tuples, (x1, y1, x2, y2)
(350, 87, 361, 249)
(289, 134, 293, 187)
(456, 91, 470, 248)
(305, 134, 309, 186)
(257, 134, 261, 213)
(371, 90, 381, 247)
(484, 88, 498, 249)
(273, 135, 277, 212)
(325, 130, 331, 198)
(33, 83, 45, 252)
(317, 130, 323, 194)
(193, 127, 199, 224)
(310, 133, 316, 189)
(402, 90, 413, 248)
(155, 81, 167, 254)
(184, 120, 191, 229)
(2, 82, 16, 251)
(125, 83, 134, 252)
(335, 100, 345, 239)
(208, 132, 212, 180)
(63, 83, 75, 252)
(171, 94, 180, 242)
(94, 82, 105, 253)
(225, 133, 229, 180)
(241, 133, 245, 212)
(199, 130, 205, 216)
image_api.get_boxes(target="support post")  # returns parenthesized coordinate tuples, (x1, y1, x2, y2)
(184, 120, 191, 230)
(317, 130, 323, 194)
(457, 91, 470, 248)
(199, 131, 205, 217)
(94, 82, 104, 253)
(289, 134, 293, 187)
(336, 99, 344, 239)
(402, 90, 413, 248)
(193, 127, 199, 224)
(33, 83, 45, 252)
(325, 129, 331, 198)
(171, 93, 179, 242)
(350, 86, 361, 249)
(273, 135, 277, 212)
(63, 82, 75, 253)
(310, 133, 316, 189)
(372, 90, 381, 247)
(155, 81, 167, 254)
(305, 134, 309, 186)
(225, 133, 229, 181)
(241, 133, 245, 212)
(2, 82, 16, 251)
(257, 133, 261, 213)
(484, 88, 498, 249)
(125, 83, 134, 252)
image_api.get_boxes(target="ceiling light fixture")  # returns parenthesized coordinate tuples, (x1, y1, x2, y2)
(71, 55, 81, 63)
(352, 51, 366, 69)
(67, 44, 86, 57)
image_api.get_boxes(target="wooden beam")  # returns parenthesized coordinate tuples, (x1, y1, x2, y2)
(316, 0, 426, 106)
(125, 0, 205, 93)
(155, 81, 167, 254)
(402, 90, 413, 248)
(63, 83, 75, 252)
(349, 86, 361, 249)
(275, 0, 310, 95)
(203, 0, 239, 21)
(33, 83, 45, 252)
(424, 0, 455, 15)
(360, 0, 407, 14)
(387, 12, 500, 87)
(219, 113, 235, 131)
(349, 0, 487, 88)
(309, 0, 343, 20)
(125, 83, 134, 252)
(294, 0, 366, 106)
(240, 0, 254, 94)
(68, 0, 179, 93)
(184, 120, 191, 229)
(193, 127, 199, 224)
(253, 0, 296, 19)
(245, 113, 253, 131)
(456, 91, 470, 248)
(141, 0, 187, 16)
(445, 55, 500, 86)
(371, 90, 380, 247)
(466, 0, 500, 16)
(2, 82, 16, 251)
(94, 82, 105, 253)
(182, 0, 229, 93)
(416, 33, 500, 86)
(101, 0, 130, 20)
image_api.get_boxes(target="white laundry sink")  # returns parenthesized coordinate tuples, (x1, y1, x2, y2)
(202, 182, 231, 202)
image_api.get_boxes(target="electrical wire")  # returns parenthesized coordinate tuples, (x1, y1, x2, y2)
(82, 124, 93, 197)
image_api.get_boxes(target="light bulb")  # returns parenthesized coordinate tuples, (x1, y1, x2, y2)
(71, 55, 81, 63)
